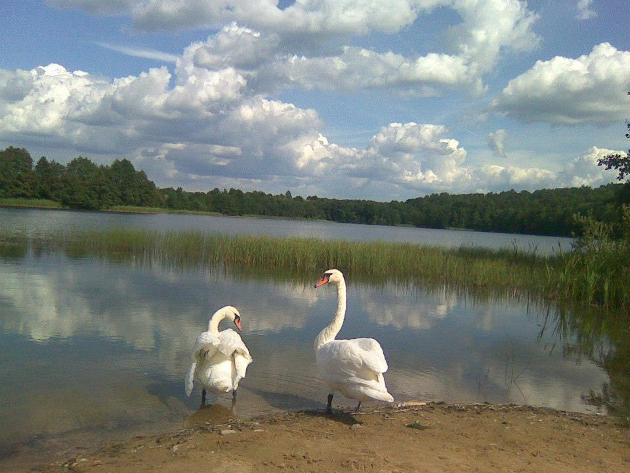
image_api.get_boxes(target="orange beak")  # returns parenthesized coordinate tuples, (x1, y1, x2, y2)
(315, 274, 330, 288)
(234, 317, 242, 331)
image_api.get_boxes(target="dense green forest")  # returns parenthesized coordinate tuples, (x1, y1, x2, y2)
(1, 146, 628, 237)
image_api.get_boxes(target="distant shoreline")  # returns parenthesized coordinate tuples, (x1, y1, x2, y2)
(0, 199, 575, 238)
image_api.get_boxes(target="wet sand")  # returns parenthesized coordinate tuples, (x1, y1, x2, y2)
(14, 402, 629, 473)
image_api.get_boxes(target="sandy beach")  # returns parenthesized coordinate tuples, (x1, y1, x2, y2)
(10, 402, 625, 472)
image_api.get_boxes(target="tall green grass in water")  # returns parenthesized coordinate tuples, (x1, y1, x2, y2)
(43, 228, 553, 293)
(548, 208, 630, 311)
(4, 224, 627, 310)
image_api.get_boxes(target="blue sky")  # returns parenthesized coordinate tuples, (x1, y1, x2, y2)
(1, 0, 628, 201)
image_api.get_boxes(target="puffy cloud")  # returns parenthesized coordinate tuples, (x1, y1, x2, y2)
(271, 47, 482, 95)
(1, 59, 622, 198)
(185, 22, 280, 72)
(0, 64, 121, 152)
(55, 0, 437, 35)
(446, 0, 540, 72)
(0, 7, 620, 201)
(492, 43, 630, 125)
(47, 1, 541, 98)
(473, 146, 625, 193)
(364, 123, 470, 186)
(557, 146, 624, 187)
(576, 0, 597, 20)
(486, 129, 508, 159)
(476, 164, 557, 191)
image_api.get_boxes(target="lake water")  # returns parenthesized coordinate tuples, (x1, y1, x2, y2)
(1, 208, 623, 470)
(0, 207, 572, 254)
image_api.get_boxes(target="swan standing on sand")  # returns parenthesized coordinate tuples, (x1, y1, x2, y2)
(185, 306, 253, 407)
(314, 269, 394, 413)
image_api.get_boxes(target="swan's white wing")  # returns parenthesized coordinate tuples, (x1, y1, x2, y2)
(185, 331, 221, 395)
(218, 329, 253, 386)
(191, 331, 221, 361)
(218, 329, 252, 359)
(185, 362, 196, 396)
(317, 338, 388, 379)
(348, 338, 389, 373)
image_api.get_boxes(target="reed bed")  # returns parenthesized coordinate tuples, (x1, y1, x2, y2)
(3, 227, 629, 310)
(547, 214, 630, 311)
(31, 228, 555, 294)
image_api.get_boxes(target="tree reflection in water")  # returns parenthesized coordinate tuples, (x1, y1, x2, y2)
(540, 303, 630, 425)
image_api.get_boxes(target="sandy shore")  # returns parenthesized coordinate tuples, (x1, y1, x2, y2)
(11, 402, 624, 473)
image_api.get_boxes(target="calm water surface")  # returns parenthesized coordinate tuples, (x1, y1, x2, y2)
(0, 251, 621, 468)
(1, 208, 621, 470)
(0, 207, 572, 254)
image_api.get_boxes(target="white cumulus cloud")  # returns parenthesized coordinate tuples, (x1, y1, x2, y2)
(492, 43, 630, 125)
(48, 1, 541, 97)
(557, 146, 624, 187)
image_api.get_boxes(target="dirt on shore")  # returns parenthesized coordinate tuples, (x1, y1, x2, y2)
(22, 402, 630, 472)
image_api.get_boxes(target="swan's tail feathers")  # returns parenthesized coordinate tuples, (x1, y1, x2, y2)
(185, 362, 196, 397)
(363, 387, 394, 403)
(378, 391, 395, 403)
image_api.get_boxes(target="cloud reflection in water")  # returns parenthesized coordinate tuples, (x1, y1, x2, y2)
(0, 253, 610, 463)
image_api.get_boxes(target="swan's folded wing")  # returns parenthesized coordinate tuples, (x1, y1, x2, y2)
(348, 338, 389, 373)
(191, 331, 220, 362)
(219, 329, 253, 386)
(185, 362, 196, 396)
(218, 329, 253, 361)
(318, 338, 388, 379)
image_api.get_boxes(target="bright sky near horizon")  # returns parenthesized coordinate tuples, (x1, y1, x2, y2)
(1, 0, 629, 201)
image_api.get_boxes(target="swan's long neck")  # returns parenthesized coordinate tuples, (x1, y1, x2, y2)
(314, 278, 347, 351)
(208, 310, 226, 335)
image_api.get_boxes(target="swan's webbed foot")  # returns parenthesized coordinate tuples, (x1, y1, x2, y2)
(326, 393, 334, 414)
(200, 388, 207, 408)
(355, 401, 362, 413)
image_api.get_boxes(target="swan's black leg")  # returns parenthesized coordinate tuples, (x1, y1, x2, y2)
(326, 393, 334, 414)
(355, 401, 362, 413)
(232, 389, 237, 401)
(200, 388, 207, 408)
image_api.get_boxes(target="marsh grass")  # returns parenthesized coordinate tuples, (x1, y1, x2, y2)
(547, 211, 630, 311)
(27, 228, 553, 293)
(3, 226, 628, 310)
(0, 198, 62, 209)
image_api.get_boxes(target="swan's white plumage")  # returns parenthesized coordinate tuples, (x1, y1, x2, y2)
(185, 307, 252, 398)
(316, 338, 393, 402)
(314, 269, 394, 406)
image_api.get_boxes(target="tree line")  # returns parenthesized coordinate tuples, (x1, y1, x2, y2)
(1, 146, 628, 237)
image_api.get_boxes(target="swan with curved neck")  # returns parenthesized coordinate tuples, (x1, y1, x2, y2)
(185, 305, 252, 408)
(314, 269, 394, 413)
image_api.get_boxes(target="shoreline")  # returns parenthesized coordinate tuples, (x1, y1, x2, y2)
(7, 402, 627, 473)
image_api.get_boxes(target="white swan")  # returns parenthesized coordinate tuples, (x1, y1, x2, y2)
(314, 269, 394, 413)
(185, 305, 253, 407)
